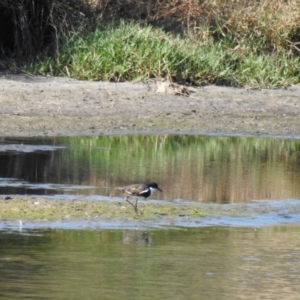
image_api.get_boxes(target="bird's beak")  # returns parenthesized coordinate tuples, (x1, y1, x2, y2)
(158, 187, 163, 192)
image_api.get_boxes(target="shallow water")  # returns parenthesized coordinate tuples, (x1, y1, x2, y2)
(1, 135, 300, 204)
(1, 135, 300, 299)
(1, 226, 300, 299)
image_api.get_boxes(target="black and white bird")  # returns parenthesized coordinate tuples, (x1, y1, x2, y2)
(116, 182, 163, 213)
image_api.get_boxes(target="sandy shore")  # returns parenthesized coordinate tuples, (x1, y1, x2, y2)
(1, 73, 300, 137)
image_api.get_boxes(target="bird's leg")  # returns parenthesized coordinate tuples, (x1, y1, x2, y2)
(125, 196, 138, 213)
(134, 199, 138, 214)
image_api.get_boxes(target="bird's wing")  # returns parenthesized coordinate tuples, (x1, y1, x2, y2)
(138, 188, 150, 196)
(116, 184, 149, 197)
(126, 184, 148, 196)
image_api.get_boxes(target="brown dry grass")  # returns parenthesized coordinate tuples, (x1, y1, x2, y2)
(0, 0, 299, 58)
(89, 0, 300, 51)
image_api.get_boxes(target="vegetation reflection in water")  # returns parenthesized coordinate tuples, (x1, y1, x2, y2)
(1, 226, 300, 299)
(1, 135, 300, 203)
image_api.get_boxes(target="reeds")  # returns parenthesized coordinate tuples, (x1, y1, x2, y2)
(0, 0, 93, 58)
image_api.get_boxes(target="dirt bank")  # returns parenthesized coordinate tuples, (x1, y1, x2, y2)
(1, 73, 300, 137)
(1, 197, 300, 229)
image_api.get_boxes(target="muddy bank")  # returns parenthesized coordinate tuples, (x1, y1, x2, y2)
(1, 74, 300, 229)
(1, 74, 300, 137)
(1, 197, 300, 229)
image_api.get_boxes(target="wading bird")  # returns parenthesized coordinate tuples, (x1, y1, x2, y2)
(116, 182, 163, 213)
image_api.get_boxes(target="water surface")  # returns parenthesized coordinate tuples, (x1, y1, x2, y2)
(1, 135, 300, 203)
(1, 135, 300, 299)
(1, 226, 300, 299)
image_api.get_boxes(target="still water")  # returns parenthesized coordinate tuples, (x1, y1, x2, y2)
(1, 226, 300, 299)
(1, 135, 300, 203)
(1, 135, 300, 299)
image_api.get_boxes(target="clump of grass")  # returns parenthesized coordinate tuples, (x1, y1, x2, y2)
(25, 21, 300, 87)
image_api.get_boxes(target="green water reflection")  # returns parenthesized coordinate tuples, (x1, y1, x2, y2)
(1, 135, 300, 203)
(1, 226, 300, 299)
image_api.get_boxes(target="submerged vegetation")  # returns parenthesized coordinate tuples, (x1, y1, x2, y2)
(1, 0, 300, 87)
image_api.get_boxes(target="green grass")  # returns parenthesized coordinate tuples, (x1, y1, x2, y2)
(24, 21, 300, 88)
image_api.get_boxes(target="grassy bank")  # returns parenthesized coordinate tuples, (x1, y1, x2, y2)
(3, 0, 300, 88)
(24, 21, 299, 88)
